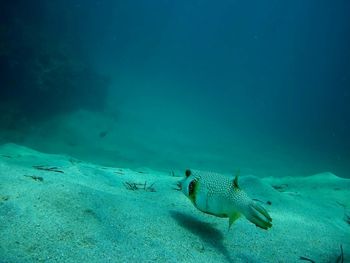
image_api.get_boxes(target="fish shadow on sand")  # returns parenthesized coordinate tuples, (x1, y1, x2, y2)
(170, 211, 233, 262)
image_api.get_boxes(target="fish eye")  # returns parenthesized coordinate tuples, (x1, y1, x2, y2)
(185, 169, 192, 177)
(188, 180, 196, 195)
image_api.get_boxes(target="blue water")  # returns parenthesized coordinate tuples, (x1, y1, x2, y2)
(1, 0, 349, 177)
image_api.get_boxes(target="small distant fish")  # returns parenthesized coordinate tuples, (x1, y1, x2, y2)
(99, 130, 108, 138)
(179, 169, 272, 230)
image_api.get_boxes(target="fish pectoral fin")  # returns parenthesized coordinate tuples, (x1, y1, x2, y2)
(228, 211, 241, 230)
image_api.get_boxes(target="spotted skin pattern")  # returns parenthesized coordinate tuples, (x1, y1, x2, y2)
(181, 169, 272, 230)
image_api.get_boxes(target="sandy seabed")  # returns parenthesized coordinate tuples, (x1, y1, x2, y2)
(0, 143, 349, 263)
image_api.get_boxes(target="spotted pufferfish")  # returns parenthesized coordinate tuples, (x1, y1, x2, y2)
(180, 169, 272, 230)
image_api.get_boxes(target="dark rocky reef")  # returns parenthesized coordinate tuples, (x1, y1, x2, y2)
(0, 0, 110, 129)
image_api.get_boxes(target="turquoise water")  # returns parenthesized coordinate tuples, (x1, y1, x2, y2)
(1, 1, 349, 179)
(0, 1, 350, 262)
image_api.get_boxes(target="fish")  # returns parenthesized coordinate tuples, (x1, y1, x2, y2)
(179, 169, 272, 230)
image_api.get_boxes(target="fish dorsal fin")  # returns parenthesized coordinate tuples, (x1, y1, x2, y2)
(233, 170, 240, 189)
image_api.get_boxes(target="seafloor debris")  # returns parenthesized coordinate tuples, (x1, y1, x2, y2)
(300, 244, 344, 263)
(336, 201, 350, 225)
(24, 175, 44, 182)
(272, 183, 300, 196)
(253, 198, 272, 206)
(69, 158, 82, 165)
(344, 211, 350, 225)
(0, 154, 12, 158)
(272, 184, 288, 192)
(336, 244, 344, 263)
(123, 181, 156, 192)
(299, 256, 315, 263)
(32, 165, 64, 173)
(0, 195, 10, 202)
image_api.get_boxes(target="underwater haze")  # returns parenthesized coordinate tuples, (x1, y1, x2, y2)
(1, 1, 350, 262)
(1, 0, 350, 177)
